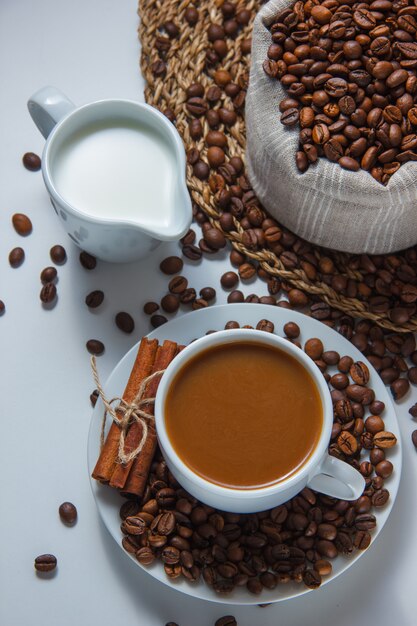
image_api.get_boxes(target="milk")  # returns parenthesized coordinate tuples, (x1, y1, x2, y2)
(52, 119, 175, 225)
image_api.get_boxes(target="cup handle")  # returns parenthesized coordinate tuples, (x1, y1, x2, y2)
(307, 454, 365, 501)
(27, 86, 75, 138)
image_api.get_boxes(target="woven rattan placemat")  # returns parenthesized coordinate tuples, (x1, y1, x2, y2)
(138, 0, 417, 333)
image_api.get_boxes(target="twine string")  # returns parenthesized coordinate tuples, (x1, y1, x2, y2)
(91, 356, 166, 465)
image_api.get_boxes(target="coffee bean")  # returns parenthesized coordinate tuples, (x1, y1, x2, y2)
(412, 430, 417, 448)
(339, 156, 360, 171)
(227, 290, 244, 303)
(40, 283, 57, 304)
(34, 554, 57, 573)
(182, 244, 202, 260)
(90, 389, 99, 407)
(373, 431, 397, 448)
(256, 319, 274, 333)
(12, 213, 32, 236)
(168, 276, 188, 294)
(9, 247, 25, 268)
(115, 312, 135, 333)
(199, 287, 215, 301)
(86, 339, 105, 355)
(79, 251, 96, 270)
(59, 502, 77, 525)
(0, 300, 5, 316)
(143, 302, 159, 315)
(215, 616, 237, 626)
(221, 271, 239, 289)
(50, 245, 67, 264)
(160, 256, 183, 275)
(204, 228, 226, 250)
(390, 377, 410, 400)
(161, 294, 180, 313)
(304, 338, 323, 360)
(283, 321, 300, 338)
(85, 290, 104, 308)
(22, 152, 41, 171)
(150, 314, 168, 328)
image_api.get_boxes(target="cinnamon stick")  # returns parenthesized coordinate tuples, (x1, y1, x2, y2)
(91, 337, 159, 483)
(118, 340, 179, 496)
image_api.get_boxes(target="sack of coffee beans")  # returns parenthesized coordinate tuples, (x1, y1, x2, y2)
(246, 0, 417, 254)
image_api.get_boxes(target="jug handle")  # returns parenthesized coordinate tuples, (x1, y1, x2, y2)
(28, 86, 75, 139)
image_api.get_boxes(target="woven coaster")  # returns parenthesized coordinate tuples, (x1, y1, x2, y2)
(138, 0, 417, 333)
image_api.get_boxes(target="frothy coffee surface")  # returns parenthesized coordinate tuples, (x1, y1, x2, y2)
(165, 341, 323, 489)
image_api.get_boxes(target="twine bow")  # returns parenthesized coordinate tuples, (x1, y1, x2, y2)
(91, 356, 166, 465)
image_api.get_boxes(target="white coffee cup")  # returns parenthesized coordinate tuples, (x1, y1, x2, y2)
(28, 86, 192, 263)
(155, 329, 365, 513)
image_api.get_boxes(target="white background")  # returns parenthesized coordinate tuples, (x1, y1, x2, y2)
(0, 1, 416, 625)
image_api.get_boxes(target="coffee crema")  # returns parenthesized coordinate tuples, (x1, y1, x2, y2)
(164, 341, 323, 489)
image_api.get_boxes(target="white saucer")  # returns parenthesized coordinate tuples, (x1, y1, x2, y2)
(87, 304, 402, 605)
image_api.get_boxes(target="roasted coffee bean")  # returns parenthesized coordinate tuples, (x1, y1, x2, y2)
(412, 430, 417, 448)
(59, 502, 77, 525)
(161, 294, 180, 314)
(40, 283, 57, 304)
(256, 319, 274, 333)
(90, 389, 99, 407)
(85, 290, 104, 307)
(50, 245, 66, 264)
(350, 361, 370, 386)
(304, 338, 323, 360)
(12, 213, 32, 235)
(215, 616, 237, 626)
(160, 256, 183, 275)
(86, 339, 105, 355)
(151, 314, 168, 328)
(9, 247, 25, 268)
(204, 228, 226, 250)
(115, 312, 135, 333)
(390, 377, 410, 400)
(283, 322, 300, 338)
(373, 431, 397, 448)
(182, 244, 202, 260)
(199, 287, 216, 302)
(79, 251, 96, 270)
(23, 152, 41, 171)
(221, 271, 239, 289)
(34, 554, 57, 573)
(143, 301, 159, 315)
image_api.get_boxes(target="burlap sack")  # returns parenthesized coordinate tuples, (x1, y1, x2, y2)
(246, 0, 417, 255)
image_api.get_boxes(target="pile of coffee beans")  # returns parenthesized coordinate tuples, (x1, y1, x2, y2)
(264, 0, 417, 182)
(119, 320, 397, 595)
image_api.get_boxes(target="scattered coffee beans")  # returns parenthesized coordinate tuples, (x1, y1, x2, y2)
(40, 283, 57, 304)
(221, 271, 239, 289)
(90, 389, 99, 407)
(85, 290, 104, 308)
(161, 294, 180, 313)
(160, 256, 183, 275)
(115, 312, 135, 334)
(143, 301, 159, 315)
(40, 267, 57, 284)
(86, 339, 105, 355)
(79, 251, 97, 270)
(50, 245, 67, 265)
(59, 502, 77, 525)
(34, 554, 57, 573)
(151, 314, 168, 328)
(12, 213, 32, 236)
(8, 247, 25, 268)
(22, 152, 41, 171)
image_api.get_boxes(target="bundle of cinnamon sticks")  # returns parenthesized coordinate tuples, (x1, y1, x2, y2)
(92, 337, 179, 497)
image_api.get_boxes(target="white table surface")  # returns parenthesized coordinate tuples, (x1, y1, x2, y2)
(1, 1, 416, 625)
